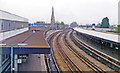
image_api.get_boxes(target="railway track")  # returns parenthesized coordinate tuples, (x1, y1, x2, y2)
(52, 30, 105, 73)
(73, 30, 120, 65)
(47, 31, 60, 73)
(46, 29, 119, 73)
(55, 32, 82, 72)
(50, 30, 111, 73)
(70, 30, 120, 72)
(64, 31, 105, 73)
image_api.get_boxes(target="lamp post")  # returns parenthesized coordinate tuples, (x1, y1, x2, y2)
(0, 43, 27, 73)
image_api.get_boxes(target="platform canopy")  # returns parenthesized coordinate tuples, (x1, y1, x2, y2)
(0, 30, 50, 54)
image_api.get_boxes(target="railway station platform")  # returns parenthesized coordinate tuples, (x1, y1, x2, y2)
(0, 30, 51, 54)
(73, 27, 120, 43)
(73, 27, 120, 60)
(73, 27, 120, 47)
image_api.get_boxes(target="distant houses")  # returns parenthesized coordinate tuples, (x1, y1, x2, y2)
(70, 22, 78, 27)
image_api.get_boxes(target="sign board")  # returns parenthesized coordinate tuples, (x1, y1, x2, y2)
(17, 59, 22, 64)
(28, 24, 44, 27)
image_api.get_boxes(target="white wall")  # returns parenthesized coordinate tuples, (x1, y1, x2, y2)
(0, 11, 2, 19)
(0, 27, 28, 41)
(0, 20, 2, 31)
(118, 1, 120, 25)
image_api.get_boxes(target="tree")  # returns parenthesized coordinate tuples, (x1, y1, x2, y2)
(100, 17, 110, 28)
(114, 26, 120, 33)
(60, 22, 65, 25)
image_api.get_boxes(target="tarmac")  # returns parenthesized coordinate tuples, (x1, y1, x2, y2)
(19, 54, 47, 72)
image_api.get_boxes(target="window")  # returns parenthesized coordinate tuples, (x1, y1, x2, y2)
(1, 23, 3, 30)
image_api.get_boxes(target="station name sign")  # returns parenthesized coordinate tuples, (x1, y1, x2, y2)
(28, 23, 45, 27)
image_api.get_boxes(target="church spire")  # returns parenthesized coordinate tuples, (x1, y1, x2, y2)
(51, 6, 55, 25)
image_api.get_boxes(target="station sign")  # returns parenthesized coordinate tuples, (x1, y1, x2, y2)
(17, 59, 22, 64)
(28, 23, 44, 27)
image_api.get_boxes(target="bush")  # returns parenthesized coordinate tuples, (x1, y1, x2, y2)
(114, 27, 120, 33)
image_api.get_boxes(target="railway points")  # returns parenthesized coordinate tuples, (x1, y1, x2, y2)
(46, 29, 119, 73)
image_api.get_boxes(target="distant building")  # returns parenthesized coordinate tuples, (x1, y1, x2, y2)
(92, 24, 95, 30)
(35, 21, 45, 24)
(118, 25, 120, 27)
(51, 7, 55, 25)
(118, 1, 120, 25)
(28, 21, 51, 31)
(0, 10, 28, 72)
(70, 22, 78, 27)
(0, 10, 28, 32)
(97, 23, 101, 27)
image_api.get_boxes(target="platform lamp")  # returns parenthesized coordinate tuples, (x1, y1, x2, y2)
(0, 43, 27, 73)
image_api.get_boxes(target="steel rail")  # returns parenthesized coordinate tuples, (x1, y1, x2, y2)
(64, 31, 105, 73)
(71, 31, 120, 72)
(55, 32, 82, 72)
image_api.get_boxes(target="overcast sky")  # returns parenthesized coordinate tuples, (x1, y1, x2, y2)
(0, 0, 119, 25)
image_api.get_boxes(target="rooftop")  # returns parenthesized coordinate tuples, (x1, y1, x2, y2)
(0, 30, 50, 54)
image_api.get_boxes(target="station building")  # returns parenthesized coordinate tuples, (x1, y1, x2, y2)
(0, 10, 28, 72)
(0, 10, 28, 32)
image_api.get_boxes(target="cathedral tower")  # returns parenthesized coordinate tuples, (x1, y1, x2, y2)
(51, 7, 55, 25)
